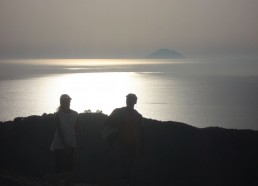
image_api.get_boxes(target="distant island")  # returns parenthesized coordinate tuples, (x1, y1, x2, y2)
(147, 49, 185, 59)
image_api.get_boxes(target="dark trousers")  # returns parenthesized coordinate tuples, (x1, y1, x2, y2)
(54, 148, 75, 174)
(118, 143, 136, 181)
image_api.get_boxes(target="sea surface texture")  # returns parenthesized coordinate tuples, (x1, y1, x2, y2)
(0, 59, 258, 130)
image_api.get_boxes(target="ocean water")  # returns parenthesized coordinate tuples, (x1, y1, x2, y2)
(0, 59, 258, 130)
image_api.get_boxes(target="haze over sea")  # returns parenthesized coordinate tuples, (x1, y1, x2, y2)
(0, 59, 258, 130)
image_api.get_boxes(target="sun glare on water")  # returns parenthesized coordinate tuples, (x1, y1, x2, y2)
(47, 72, 142, 114)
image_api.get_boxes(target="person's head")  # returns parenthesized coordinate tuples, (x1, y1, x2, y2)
(59, 94, 71, 111)
(126, 93, 137, 108)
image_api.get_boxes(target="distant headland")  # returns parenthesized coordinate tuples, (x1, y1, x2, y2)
(147, 49, 185, 59)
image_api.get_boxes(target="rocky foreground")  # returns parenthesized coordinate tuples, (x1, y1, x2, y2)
(1, 113, 258, 186)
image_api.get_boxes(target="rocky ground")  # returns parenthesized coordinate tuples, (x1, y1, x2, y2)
(1, 112, 258, 185)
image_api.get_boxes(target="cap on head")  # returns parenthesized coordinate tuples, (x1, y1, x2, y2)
(126, 93, 137, 103)
(60, 94, 72, 101)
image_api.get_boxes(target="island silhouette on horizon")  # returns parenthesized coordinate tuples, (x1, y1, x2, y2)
(147, 49, 185, 59)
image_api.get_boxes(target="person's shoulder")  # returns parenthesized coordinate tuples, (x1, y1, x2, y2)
(114, 107, 122, 112)
(55, 110, 61, 116)
(70, 109, 78, 115)
(112, 107, 123, 114)
(134, 109, 143, 118)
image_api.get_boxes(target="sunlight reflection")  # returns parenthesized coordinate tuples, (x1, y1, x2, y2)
(4, 59, 186, 66)
(49, 72, 142, 114)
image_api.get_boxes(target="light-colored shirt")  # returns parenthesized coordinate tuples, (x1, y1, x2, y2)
(50, 109, 78, 151)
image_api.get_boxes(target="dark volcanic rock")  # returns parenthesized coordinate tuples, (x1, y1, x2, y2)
(1, 113, 258, 185)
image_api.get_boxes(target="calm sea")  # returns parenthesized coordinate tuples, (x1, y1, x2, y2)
(0, 59, 258, 130)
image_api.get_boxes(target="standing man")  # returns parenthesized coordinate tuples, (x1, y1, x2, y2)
(104, 93, 144, 186)
(50, 94, 79, 186)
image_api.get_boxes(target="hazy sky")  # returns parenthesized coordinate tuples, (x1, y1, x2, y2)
(0, 0, 257, 58)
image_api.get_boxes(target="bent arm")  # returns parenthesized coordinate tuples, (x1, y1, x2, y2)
(139, 117, 145, 149)
(74, 116, 81, 142)
(105, 108, 120, 128)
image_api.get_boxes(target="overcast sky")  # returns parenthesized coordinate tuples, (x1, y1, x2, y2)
(0, 0, 257, 58)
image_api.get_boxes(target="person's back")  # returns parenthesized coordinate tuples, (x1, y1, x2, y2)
(118, 107, 143, 147)
(104, 94, 144, 186)
(50, 109, 78, 151)
(50, 94, 79, 186)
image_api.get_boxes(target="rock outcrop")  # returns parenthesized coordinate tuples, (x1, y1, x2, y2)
(1, 113, 258, 185)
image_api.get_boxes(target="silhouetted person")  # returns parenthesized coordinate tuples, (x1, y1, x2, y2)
(104, 93, 144, 186)
(50, 94, 79, 186)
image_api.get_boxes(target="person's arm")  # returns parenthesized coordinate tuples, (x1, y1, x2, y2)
(105, 108, 121, 128)
(103, 109, 120, 148)
(74, 116, 81, 143)
(139, 116, 145, 153)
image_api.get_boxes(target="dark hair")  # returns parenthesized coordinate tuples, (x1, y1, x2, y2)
(57, 99, 70, 111)
(126, 93, 137, 103)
